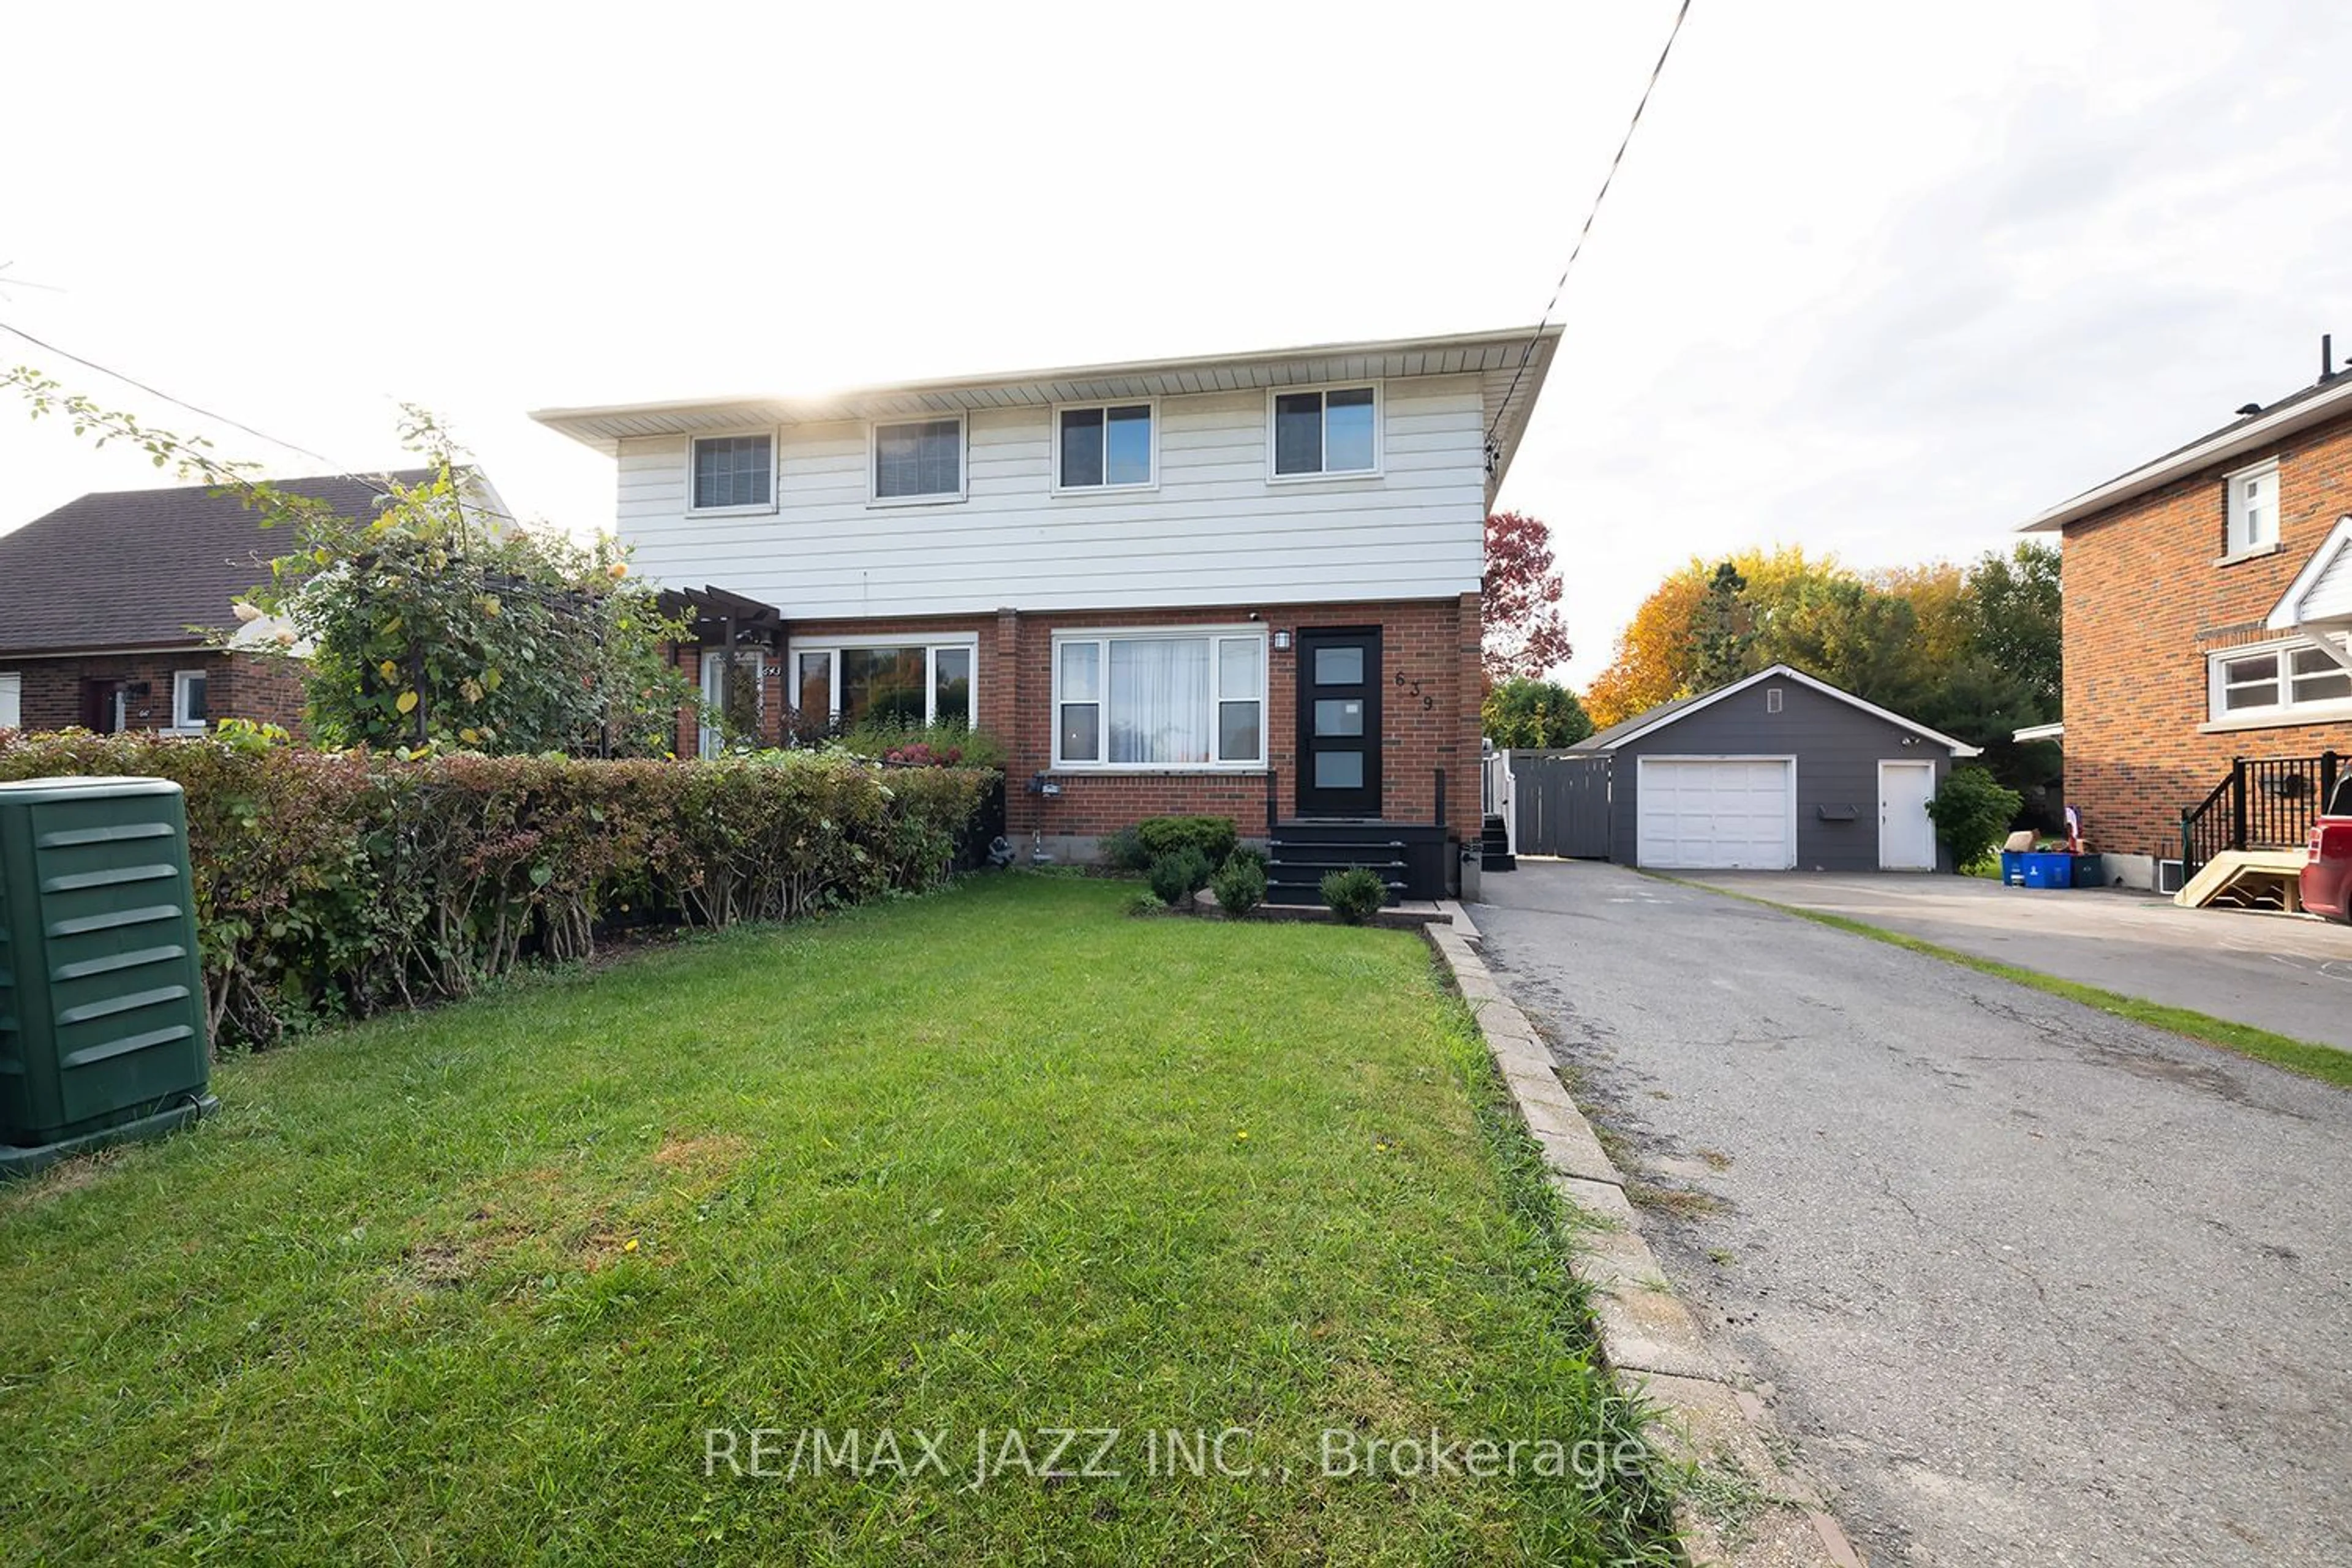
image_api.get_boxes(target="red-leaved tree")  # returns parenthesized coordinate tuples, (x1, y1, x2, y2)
(1483, 510, 1572, 686)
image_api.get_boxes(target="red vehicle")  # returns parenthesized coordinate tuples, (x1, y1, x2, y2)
(2304, 775, 2352, 923)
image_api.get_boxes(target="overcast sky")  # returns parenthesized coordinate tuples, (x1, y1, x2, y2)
(5, 1, 2347, 686)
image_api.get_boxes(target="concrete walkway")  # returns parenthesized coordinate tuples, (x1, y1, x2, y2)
(1684, 871, 2352, 1048)
(1475, 861, 2352, 1567)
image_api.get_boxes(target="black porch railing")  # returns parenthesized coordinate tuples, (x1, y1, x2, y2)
(2180, 752, 2340, 875)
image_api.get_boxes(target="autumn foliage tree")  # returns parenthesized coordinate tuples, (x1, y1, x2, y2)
(1580, 540, 2064, 820)
(1482, 510, 1572, 685)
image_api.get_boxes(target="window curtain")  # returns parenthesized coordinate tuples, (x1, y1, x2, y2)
(1109, 639, 1212, 764)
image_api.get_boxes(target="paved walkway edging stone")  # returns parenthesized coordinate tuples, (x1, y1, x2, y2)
(1423, 916, 1867, 1568)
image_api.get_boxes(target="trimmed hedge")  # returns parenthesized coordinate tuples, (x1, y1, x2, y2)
(0, 728, 995, 1049)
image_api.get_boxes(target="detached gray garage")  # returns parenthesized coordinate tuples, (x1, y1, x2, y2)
(1507, 665, 1980, 872)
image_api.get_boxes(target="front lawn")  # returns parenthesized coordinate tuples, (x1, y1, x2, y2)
(0, 875, 1673, 1565)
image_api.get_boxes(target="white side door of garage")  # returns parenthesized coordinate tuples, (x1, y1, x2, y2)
(1635, 757, 1796, 870)
(0, 673, 18, 731)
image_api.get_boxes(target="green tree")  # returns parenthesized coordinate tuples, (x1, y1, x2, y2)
(1967, 541, 2062, 712)
(1687, 560, 1754, 690)
(1482, 679, 1595, 747)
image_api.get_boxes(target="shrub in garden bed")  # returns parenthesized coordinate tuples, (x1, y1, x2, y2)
(1136, 814, 1238, 867)
(1208, 854, 1267, 917)
(1322, 866, 1389, 925)
(0, 726, 995, 1050)
(1146, 846, 1215, 907)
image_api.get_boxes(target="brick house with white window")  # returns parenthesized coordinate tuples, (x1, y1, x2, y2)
(532, 328, 1561, 897)
(2021, 341, 2352, 888)
(0, 469, 510, 745)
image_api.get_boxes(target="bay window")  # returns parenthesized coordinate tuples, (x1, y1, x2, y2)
(1054, 629, 1265, 769)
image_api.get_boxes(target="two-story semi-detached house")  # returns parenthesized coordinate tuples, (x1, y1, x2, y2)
(2021, 340, 2352, 891)
(532, 327, 1561, 899)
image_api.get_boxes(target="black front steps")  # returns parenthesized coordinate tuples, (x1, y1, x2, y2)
(1265, 820, 1450, 903)
(1480, 813, 1516, 872)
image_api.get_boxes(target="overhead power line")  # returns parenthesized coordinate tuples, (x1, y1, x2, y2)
(0, 319, 518, 526)
(1485, 0, 1697, 459)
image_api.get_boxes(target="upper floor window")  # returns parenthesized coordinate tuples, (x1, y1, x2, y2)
(171, 669, 209, 732)
(872, 417, 965, 503)
(2211, 638, 2352, 722)
(2225, 458, 2278, 557)
(690, 433, 775, 513)
(1057, 403, 1155, 490)
(1270, 386, 1379, 479)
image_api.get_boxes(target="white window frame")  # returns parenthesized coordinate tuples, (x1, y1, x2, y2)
(698, 647, 768, 759)
(1049, 625, 1268, 772)
(0, 671, 20, 730)
(867, 413, 968, 507)
(1050, 399, 1159, 494)
(2206, 636, 2352, 726)
(1265, 381, 1384, 483)
(169, 668, 210, 734)
(785, 633, 981, 728)
(684, 428, 780, 518)
(2223, 458, 2280, 559)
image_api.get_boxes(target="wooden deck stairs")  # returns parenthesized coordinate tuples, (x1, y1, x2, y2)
(2173, 850, 2309, 913)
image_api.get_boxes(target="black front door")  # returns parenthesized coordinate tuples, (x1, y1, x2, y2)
(1295, 627, 1382, 817)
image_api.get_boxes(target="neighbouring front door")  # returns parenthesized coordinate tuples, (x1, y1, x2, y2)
(1879, 760, 1939, 870)
(1295, 627, 1382, 817)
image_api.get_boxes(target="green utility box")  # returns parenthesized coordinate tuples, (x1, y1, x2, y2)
(0, 777, 216, 1176)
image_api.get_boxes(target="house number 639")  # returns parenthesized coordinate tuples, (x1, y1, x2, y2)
(1393, 671, 1434, 712)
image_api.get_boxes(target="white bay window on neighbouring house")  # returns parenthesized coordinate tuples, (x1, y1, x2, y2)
(2210, 638, 2352, 722)
(1054, 630, 1264, 769)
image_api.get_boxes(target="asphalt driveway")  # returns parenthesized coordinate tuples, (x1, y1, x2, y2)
(1476, 861, 2352, 1567)
(1686, 870, 2352, 1048)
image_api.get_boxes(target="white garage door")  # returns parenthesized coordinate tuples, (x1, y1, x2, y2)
(1636, 758, 1795, 869)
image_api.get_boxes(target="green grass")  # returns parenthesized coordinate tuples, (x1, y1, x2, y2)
(1656, 875, 2352, 1089)
(0, 875, 1675, 1566)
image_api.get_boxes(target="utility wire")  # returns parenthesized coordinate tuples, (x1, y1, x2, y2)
(1485, 0, 1696, 460)
(0, 318, 519, 526)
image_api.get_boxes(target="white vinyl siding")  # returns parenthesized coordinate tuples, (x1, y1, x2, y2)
(1635, 758, 1797, 870)
(612, 375, 1485, 617)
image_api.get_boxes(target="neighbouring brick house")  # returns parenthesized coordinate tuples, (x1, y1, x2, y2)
(533, 328, 1560, 898)
(2022, 339, 2352, 888)
(0, 470, 462, 743)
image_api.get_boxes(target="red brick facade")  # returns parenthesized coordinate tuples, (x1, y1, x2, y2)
(678, 595, 1483, 853)
(2061, 409, 2352, 865)
(0, 650, 306, 737)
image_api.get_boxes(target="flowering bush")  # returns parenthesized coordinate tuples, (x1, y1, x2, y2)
(0, 727, 995, 1049)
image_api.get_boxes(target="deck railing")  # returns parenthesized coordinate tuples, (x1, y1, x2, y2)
(2180, 752, 2340, 875)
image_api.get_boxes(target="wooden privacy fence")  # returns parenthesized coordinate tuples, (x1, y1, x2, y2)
(1505, 749, 1613, 859)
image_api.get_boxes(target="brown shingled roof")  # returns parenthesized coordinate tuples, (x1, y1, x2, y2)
(0, 470, 434, 656)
